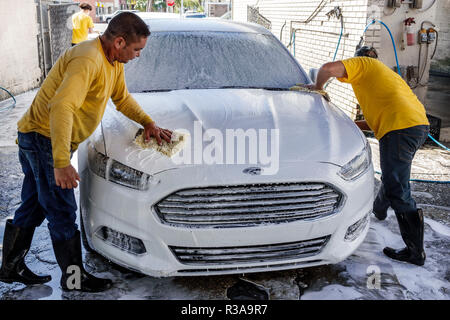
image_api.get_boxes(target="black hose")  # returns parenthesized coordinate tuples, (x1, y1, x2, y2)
(430, 30, 438, 60)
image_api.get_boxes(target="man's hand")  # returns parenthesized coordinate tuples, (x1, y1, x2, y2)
(144, 121, 173, 145)
(54, 165, 81, 189)
(304, 84, 322, 91)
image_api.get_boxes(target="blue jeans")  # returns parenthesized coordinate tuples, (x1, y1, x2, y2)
(12, 132, 78, 242)
(373, 125, 429, 215)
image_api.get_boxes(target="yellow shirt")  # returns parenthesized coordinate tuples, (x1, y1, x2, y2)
(337, 57, 429, 140)
(18, 38, 153, 168)
(72, 11, 94, 44)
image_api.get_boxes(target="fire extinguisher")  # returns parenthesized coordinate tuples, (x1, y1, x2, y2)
(404, 18, 416, 46)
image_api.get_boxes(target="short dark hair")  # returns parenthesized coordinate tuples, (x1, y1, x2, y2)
(79, 3, 92, 11)
(355, 46, 378, 59)
(104, 12, 150, 44)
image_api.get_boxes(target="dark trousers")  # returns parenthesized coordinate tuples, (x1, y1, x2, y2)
(373, 125, 429, 215)
(12, 132, 78, 243)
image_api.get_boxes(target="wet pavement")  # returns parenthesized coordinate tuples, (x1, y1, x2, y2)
(0, 90, 449, 300)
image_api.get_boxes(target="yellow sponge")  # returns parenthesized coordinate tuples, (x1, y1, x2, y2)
(134, 128, 188, 157)
(289, 84, 331, 102)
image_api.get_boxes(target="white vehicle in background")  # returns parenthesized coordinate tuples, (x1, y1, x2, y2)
(184, 12, 207, 18)
(135, 12, 180, 20)
(78, 19, 374, 277)
(102, 9, 139, 23)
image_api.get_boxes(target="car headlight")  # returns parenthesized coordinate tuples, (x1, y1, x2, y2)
(338, 141, 372, 181)
(88, 143, 151, 191)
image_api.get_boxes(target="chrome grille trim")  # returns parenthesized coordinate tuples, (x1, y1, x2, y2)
(170, 235, 330, 265)
(177, 259, 324, 274)
(154, 182, 343, 228)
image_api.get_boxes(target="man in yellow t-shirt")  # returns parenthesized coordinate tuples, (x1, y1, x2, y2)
(71, 3, 96, 46)
(0, 12, 172, 292)
(307, 46, 429, 266)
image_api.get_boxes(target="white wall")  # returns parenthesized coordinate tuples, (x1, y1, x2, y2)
(430, 0, 450, 74)
(232, 0, 442, 118)
(367, 0, 439, 104)
(232, 0, 371, 119)
(0, 0, 41, 100)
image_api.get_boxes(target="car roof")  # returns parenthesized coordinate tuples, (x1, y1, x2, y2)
(142, 18, 272, 34)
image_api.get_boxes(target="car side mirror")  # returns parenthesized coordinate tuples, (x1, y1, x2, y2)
(309, 68, 319, 83)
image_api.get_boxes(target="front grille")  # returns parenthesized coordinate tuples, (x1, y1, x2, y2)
(170, 235, 330, 266)
(154, 182, 343, 228)
(177, 260, 324, 275)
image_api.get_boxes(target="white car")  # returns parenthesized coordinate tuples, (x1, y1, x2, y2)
(102, 9, 139, 23)
(135, 12, 180, 20)
(78, 19, 374, 277)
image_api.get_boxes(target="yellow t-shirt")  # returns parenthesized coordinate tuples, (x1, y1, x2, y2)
(337, 57, 429, 140)
(18, 38, 153, 168)
(72, 11, 94, 44)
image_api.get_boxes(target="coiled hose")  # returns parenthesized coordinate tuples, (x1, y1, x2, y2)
(0, 86, 16, 112)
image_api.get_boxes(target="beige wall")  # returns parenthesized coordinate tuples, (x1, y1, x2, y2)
(0, 0, 41, 100)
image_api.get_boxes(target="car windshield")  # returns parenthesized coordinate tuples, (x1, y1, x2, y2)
(125, 31, 307, 92)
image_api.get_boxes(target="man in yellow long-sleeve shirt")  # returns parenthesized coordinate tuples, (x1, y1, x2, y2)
(0, 12, 172, 292)
(71, 3, 96, 46)
(307, 47, 429, 266)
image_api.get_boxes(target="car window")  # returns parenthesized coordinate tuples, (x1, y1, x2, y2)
(125, 31, 307, 92)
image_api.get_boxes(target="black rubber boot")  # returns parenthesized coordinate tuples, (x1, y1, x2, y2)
(373, 208, 387, 221)
(0, 219, 52, 285)
(52, 230, 112, 292)
(383, 209, 426, 266)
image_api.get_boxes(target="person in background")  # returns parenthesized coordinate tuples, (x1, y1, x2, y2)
(307, 46, 430, 266)
(72, 2, 98, 46)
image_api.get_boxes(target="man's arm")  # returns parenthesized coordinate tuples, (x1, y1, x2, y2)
(111, 66, 172, 145)
(49, 57, 97, 189)
(307, 61, 348, 90)
(88, 28, 100, 34)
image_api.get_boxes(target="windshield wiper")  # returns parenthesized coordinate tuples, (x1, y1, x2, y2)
(140, 87, 291, 92)
(141, 89, 173, 93)
(218, 86, 290, 91)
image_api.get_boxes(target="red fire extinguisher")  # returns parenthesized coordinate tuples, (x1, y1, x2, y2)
(404, 18, 416, 46)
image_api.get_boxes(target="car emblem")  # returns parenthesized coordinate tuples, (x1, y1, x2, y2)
(243, 167, 262, 175)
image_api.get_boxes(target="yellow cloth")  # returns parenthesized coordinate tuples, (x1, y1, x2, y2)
(18, 38, 153, 168)
(72, 11, 94, 44)
(337, 57, 429, 140)
(289, 85, 330, 102)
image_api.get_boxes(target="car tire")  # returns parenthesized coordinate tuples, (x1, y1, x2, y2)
(80, 207, 96, 253)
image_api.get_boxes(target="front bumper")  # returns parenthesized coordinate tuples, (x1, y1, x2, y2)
(79, 158, 374, 277)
